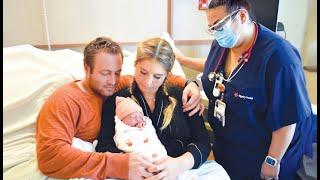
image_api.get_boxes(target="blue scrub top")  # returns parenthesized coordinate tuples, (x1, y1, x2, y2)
(202, 23, 313, 177)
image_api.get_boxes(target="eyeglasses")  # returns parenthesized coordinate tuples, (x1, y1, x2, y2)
(206, 9, 243, 34)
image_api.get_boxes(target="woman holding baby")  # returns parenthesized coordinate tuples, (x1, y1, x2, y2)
(96, 37, 230, 179)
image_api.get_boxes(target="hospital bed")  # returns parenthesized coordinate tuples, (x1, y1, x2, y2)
(3, 36, 186, 179)
(4, 42, 316, 179)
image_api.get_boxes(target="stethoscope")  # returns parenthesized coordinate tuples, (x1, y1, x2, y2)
(208, 50, 250, 83)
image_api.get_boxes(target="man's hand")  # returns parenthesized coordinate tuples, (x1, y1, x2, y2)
(128, 152, 154, 180)
(260, 161, 280, 180)
(182, 82, 204, 116)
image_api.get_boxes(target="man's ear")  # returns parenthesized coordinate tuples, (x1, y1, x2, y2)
(84, 63, 91, 75)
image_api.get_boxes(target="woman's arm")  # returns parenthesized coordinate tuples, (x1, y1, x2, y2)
(175, 48, 206, 72)
(96, 95, 122, 153)
(184, 113, 211, 169)
(269, 124, 296, 163)
(166, 86, 211, 168)
(260, 124, 296, 179)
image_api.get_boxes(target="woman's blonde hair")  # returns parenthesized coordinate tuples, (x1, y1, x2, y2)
(132, 37, 177, 130)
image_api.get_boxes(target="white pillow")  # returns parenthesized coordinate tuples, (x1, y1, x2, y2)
(121, 51, 137, 76)
(122, 49, 133, 58)
(161, 32, 185, 78)
(161, 32, 178, 53)
(120, 33, 186, 78)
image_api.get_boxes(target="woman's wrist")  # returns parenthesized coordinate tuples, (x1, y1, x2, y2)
(267, 124, 296, 163)
(177, 152, 194, 172)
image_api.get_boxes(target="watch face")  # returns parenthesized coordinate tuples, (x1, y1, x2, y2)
(266, 157, 276, 166)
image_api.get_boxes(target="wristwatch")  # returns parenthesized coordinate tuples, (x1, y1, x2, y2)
(264, 155, 278, 166)
(185, 80, 199, 87)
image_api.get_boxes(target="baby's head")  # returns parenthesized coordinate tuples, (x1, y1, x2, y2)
(116, 96, 145, 128)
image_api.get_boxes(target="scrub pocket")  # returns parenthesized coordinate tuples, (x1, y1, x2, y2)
(224, 83, 270, 141)
(225, 83, 257, 119)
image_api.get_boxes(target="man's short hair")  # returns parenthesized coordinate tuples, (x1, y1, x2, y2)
(83, 37, 123, 72)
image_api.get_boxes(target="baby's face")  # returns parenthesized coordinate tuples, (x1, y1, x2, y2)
(122, 111, 145, 128)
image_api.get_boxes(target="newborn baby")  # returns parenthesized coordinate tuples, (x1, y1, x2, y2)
(113, 96, 167, 163)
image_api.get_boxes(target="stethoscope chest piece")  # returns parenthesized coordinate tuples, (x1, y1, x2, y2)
(208, 72, 216, 82)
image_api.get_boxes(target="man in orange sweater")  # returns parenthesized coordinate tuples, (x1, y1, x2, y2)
(36, 37, 202, 180)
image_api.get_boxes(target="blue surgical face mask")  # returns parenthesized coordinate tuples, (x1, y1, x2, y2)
(213, 16, 242, 48)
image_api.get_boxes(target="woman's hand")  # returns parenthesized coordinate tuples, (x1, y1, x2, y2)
(145, 157, 183, 180)
(260, 161, 280, 180)
(145, 153, 194, 180)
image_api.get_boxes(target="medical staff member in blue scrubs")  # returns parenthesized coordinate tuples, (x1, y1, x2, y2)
(175, 0, 314, 179)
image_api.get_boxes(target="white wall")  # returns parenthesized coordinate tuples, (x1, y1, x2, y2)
(277, 0, 309, 53)
(3, 0, 46, 46)
(44, 0, 167, 44)
(3, 0, 311, 50)
(300, 0, 317, 104)
(172, 0, 211, 40)
(275, 0, 317, 104)
(300, 0, 317, 66)
(3, 0, 168, 47)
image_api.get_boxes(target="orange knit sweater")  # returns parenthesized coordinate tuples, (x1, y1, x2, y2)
(36, 75, 186, 180)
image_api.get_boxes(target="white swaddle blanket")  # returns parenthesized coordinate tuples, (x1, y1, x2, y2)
(114, 116, 168, 163)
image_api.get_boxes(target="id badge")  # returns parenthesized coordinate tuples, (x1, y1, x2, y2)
(212, 75, 223, 97)
(214, 99, 226, 127)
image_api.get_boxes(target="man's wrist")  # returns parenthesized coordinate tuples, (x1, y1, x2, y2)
(185, 80, 199, 88)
